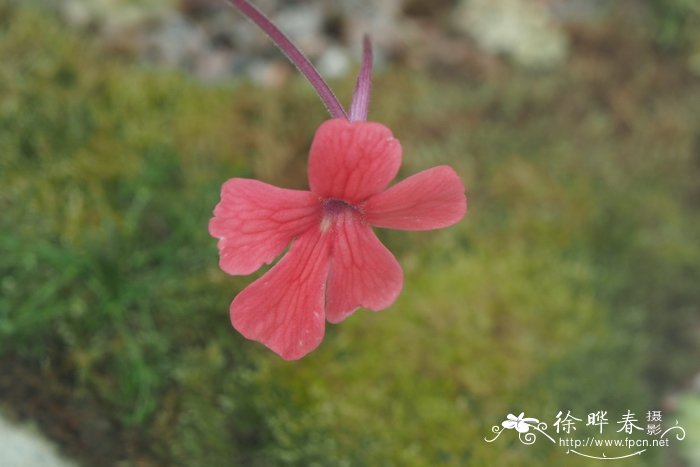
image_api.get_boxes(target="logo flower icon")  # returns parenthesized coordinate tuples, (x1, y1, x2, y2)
(502, 413, 540, 433)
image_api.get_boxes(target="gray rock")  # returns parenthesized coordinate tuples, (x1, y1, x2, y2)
(316, 45, 351, 80)
(455, 0, 569, 68)
(0, 415, 78, 467)
(275, 4, 325, 56)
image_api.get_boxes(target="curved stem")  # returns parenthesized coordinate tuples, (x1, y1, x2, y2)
(349, 35, 373, 121)
(227, 0, 347, 119)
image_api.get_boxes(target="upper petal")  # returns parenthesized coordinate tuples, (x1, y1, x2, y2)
(230, 228, 331, 360)
(325, 211, 403, 324)
(362, 166, 467, 231)
(308, 119, 402, 204)
(209, 178, 321, 275)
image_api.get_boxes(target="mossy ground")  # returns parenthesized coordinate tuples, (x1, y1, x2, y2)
(1, 1, 699, 466)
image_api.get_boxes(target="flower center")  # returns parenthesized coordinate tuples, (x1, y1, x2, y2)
(323, 198, 352, 214)
(320, 198, 356, 232)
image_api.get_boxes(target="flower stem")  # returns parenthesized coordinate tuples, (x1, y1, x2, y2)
(226, 0, 348, 119)
(349, 35, 373, 122)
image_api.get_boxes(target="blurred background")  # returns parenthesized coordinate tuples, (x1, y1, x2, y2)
(0, 0, 699, 465)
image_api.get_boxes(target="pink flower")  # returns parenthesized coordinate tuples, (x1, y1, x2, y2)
(209, 0, 467, 359)
(209, 119, 466, 359)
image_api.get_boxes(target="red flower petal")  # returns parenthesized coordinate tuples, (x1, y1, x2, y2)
(363, 166, 467, 231)
(230, 228, 331, 360)
(209, 178, 321, 275)
(308, 119, 402, 204)
(325, 211, 403, 323)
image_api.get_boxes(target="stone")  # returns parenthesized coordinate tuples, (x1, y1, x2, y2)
(455, 0, 569, 68)
(0, 415, 77, 467)
(316, 45, 351, 80)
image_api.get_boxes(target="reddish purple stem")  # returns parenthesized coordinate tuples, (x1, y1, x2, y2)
(349, 35, 373, 122)
(227, 0, 347, 120)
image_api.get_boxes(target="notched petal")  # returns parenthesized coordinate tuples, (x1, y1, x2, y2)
(325, 211, 403, 323)
(209, 178, 321, 276)
(230, 229, 331, 360)
(363, 165, 467, 231)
